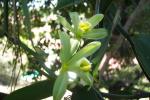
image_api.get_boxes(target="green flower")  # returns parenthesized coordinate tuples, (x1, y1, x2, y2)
(57, 12, 107, 40)
(52, 12, 108, 100)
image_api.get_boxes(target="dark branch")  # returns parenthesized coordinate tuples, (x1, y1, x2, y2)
(101, 92, 150, 99)
(124, 0, 150, 31)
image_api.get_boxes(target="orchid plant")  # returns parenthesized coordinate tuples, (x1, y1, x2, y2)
(53, 12, 107, 100)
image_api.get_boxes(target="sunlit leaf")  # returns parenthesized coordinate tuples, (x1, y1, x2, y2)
(69, 12, 80, 33)
(68, 42, 101, 65)
(59, 32, 71, 63)
(82, 28, 107, 39)
(88, 14, 104, 28)
(53, 73, 68, 100)
(70, 39, 80, 55)
(57, 16, 73, 32)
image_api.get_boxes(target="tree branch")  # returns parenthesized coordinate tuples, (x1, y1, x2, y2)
(101, 92, 150, 99)
(99, 0, 150, 85)
(124, 0, 150, 31)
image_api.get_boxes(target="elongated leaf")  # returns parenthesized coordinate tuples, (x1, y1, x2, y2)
(69, 12, 80, 33)
(53, 73, 68, 100)
(131, 34, 150, 79)
(57, 16, 73, 32)
(56, 0, 81, 9)
(4, 80, 54, 100)
(88, 14, 104, 28)
(68, 42, 101, 65)
(59, 32, 71, 63)
(70, 39, 80, 55)
(83, 28, 107, 39)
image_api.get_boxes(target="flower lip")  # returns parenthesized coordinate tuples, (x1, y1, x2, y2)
(79, 58, 91, 72)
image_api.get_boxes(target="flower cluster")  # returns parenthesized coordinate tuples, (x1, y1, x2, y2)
(52, 12, 107, 100)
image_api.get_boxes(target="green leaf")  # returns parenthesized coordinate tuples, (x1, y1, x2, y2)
(4, 80, 54, 100)
(88, 14, 104, 28)
(68, 42, 101, 65)
(56, 0, 81, 10)
(132, 34, 150, 79)
(53, 73, 68, 100)
(59, 32, 71, 63)
(69, 12, 80, 33)
(57, 16, 73, 32)
(82, 28, 107, 39)
(70, 39, 80, 55)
